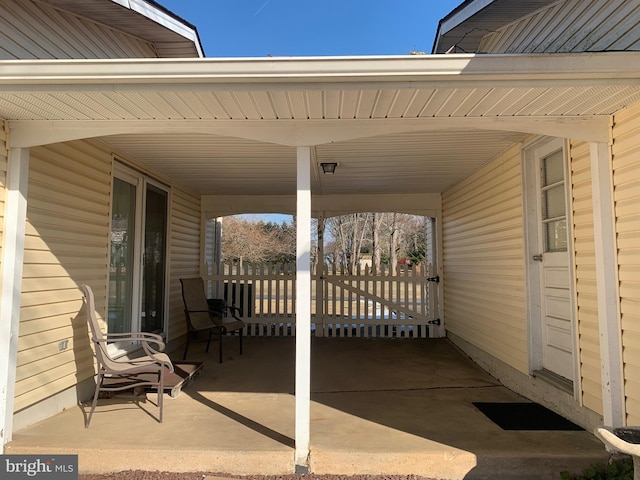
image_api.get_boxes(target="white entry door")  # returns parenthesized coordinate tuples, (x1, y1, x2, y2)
(525, 138, 575, 384)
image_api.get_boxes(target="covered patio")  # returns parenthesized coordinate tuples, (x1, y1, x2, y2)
(2, 50, 640, 475)
(6, 337, 608, 479)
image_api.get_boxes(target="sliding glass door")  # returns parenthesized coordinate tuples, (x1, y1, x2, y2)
(142, 184, 168, 333)
(109, 164, 169, 340)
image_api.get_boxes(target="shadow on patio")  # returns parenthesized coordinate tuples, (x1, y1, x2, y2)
(6, 337, 608, 479)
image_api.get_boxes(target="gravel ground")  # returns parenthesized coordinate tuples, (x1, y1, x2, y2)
(79, 472, 433, 480)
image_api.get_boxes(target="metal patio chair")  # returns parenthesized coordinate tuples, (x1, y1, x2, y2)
(80, 284, 174, 427)
(180, 277, 245, 363)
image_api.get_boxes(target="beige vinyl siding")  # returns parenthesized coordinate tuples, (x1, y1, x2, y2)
(479, 0, 640, 54)
(569, 140, 603, 414)
(612, 103, 640, 425)
(442, 143, 528, 373)
(0, 123, 7, 275)
(425, 217, 434, 267)
(204, 218, 218, 269)
(0, 0, 157, 59)
(14, 140, 112, 412)
(168, 187, 201, 343)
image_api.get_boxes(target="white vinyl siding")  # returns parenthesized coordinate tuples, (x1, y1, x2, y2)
(15, 140, 112, 412)
(168, 187, 201, 343)
(0, 0, 157, 59)
(442, 143, 528, 373)
(612, 104, 640, 425)
(479, 0, 640, 54)
(569, 140, 602, 414)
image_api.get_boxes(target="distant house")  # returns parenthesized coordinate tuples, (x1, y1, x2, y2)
(0, 0, 639, 471)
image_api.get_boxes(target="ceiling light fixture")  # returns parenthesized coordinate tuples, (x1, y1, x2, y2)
(320, 162, 338, 175)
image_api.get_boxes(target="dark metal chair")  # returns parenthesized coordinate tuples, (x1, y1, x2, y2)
(180, 277, 245, 363)
(80, 284, 173, 427)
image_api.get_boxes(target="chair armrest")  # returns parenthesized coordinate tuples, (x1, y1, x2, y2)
(123, 352, 174, 373)
(227, 304, 243, 319)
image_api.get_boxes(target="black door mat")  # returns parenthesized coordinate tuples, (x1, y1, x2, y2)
(473, 402, 583, 431)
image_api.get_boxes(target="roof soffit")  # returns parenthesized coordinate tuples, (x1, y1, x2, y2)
(2, 53, 634, 199)
(1, 54, 639, 146)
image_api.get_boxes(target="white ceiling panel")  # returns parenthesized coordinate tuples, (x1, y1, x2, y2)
(101, 128, 527, 197)
(2, 84, 640, 122)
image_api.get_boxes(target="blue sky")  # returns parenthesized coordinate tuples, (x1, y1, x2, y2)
(158, 1, 463, 58)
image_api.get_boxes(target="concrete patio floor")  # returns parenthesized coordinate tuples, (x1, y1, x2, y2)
(6, 337, 610, 479)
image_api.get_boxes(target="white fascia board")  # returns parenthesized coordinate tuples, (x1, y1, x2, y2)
(0, 52, 639, 87)
(438, 0, 496, 36)
(123, 0, 204, 57)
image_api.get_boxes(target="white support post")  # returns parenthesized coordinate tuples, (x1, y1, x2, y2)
(431, 210, 445, 338)
(590, 141, 625, 427)
(315, 215, 325, 337)
(295, 146, 312, 471)
(0, 147, 29, 448)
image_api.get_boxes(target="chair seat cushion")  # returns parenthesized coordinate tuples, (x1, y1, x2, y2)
(219, 320, 245, 332)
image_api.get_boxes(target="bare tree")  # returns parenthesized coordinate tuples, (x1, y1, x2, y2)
(371, 212, 382, 271)
(388, 213, 400, 275)
(222, 217, 267, 267)
(221, 213, 429, 273)
(327, 213, 371, 273)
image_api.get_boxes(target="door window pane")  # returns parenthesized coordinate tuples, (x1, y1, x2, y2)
(142, 185, 168, 333)
(545, 219, 567, 252)
(109, 178, 136, 333)
(543, 150, 564, 186)
(542, 184, 566, 220)
(539, 147, 568, 253)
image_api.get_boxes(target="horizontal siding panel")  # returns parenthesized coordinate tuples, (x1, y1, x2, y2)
(0, 0, 157, 59)
(569, 139, 602, 414)
(443, 143, 528, 372)
(20, 288, 88, 309)
(168, 186, 201, 343)
(481, 0, 640, 54)
(13, 363, 94, 413)
(612, 103, 640, 425)
(16, 344, 92, 377)
(17, 325, 88, 356)
(626, 396, 640, 426)
(583, 392, 603, 413)
(20, 304, 83, 331)
(15, 140, 111, 412)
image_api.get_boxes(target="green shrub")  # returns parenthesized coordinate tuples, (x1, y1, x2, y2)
(560, 457, 633, 480)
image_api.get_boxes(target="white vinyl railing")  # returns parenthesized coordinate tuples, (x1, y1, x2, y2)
(202, 261, 435, 338)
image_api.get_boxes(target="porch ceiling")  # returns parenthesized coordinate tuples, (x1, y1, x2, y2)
(99, 129, 527, 196)
(1, 53, 640, 200)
